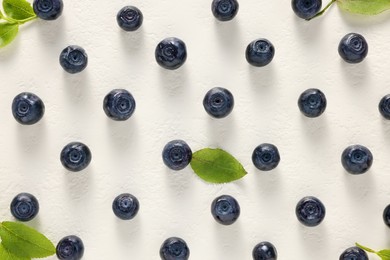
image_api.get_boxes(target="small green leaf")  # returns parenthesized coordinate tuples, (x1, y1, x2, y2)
(337, 0, 390, 15)
(0, 243, 30, 260)
(3, 0, 36, 21)
(190, 148, 247, 183)
(0, 22, 19, 48)
(0, 221, 55, 258)
(355, 242, 377, 253)
(377, 249, 390, 260)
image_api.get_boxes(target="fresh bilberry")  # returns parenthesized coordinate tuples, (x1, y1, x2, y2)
(155, 37, 187, 70)
(56, 235, 84, 260)
(116, 6, 143, 31)
(10, 193, 39, 222)
(291, 0, 322, 20)
(383, 204, 390, 228)
(59, 45, 88, 74)
(12, 92, 45, 125)
(379, 94, 390, 119)
(60, 142, 92, 172)
(298, 88, 327, 118)
(33, 0, 63, 20)
(246, 39, 275, 67)
(162, 140, 192, 171)
(112, 193, 139, 220)
(339, 246, 368, 260)
(341, 145, 373, 174)
(252, 143, 280, 171)
(103, 89, 136, 121)
(338, 33, 368, 64)
(203, 87, 234, 118)
(211, 195, 240, 225)
(252, 241, 278, 260)
(295, 196, 325, 227)
(160, 237, 190, 260)
(211, 0, 239, 21)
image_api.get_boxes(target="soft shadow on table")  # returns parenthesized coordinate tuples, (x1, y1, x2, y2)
(339, 60, 370, 89)
(342, 170, 376, 201)
(214, 19, 242, 52)
(106, 118, 138, 154)
(300, 115, 329, 142)
(36, 18, 65, 46)
(297, 224, 329, 258)
(164, 168, 194, 199)
(252, 168, 282, 196)
(16, 121, 47, 157)
(248, 65, 276, 90)
(63, 167, 93, 200)
(158, 66, 190, 95)
(0, 37, 21, 61)
(213, 221, 244, 259)
(206, 116, 237, 147)
(115, 215, 141, 243)
(119, 28, 145, 54)
(62, 71, 91, 105)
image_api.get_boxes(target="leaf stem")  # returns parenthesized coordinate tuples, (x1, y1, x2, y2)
(307, 0, 337, 20)
(0, 14, 37, 24)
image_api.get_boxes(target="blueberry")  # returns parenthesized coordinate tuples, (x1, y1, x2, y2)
(298, 88, 327, 118)
(252, 241, 278, 260)
(211, 0, 239, 21)
(341, 145, 373, 174)
(295, 196, 325, 227)
(379, 94, 390, 119)
(246, 39, 275, 67)
(59, 45, 88, 74)
(383, 204, 390, 228)
(12, 92, 45, 125)
(112, 193, 139, 220)
(211, 195, 240, 225)
(60, 142, 92, 172)
(116, 6, 143, 31)
(33, 0, 63, 20)
(56, 235, 84, 260)
(252, 143, 280, 171)
(159, 237, 190, 260)
(339, 246, 368, 260)
(10, 193, 39, 222)
(338, 33, 368, 64)
(155, 37, 187, 70)
(203, 87, 234, 118)
(103, 89, 136, 121)
(291, 0, 322, 20)
(162, 140, 192, 171)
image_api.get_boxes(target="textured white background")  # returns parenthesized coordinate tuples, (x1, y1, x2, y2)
(1, 0, 390, 259)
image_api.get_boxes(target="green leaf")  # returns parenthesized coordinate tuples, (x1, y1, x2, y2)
(377, 249, 390, 260)
(0, 221, 55, 258)
(0, 22, 19, 48)
(0, 244, 30, 260)
(355, 242, 377, 253)
(337, 0, 390, 15)
(190, 148, 247, 183)
(2, 0, 36, 20)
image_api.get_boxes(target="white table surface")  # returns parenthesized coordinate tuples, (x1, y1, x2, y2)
(1, 1, 390, 259)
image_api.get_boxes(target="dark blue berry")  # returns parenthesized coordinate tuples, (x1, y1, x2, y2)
(211, 0, 239, 21)
(162, 140, 192, 171)
(339, 246, 368, 260)
(12, 92, 45, 125)
(246, 39, 275, 67)
(203, 87, 234, 118)
(33, 0, 63, 20)
(298, 88, 327, 118)
(155, 37, 187, 70)
(379, 94, 390, 119)
(211, 195, 240, 225)
(383, 204, 390, 228)
(103, 89, 136, 121)
(112, 193, 139, 220)
(116, 6, 143, 31)
(341, 145, 373, 174)
(338, 33, 368, 64)
(295, 196, 325, 227)
(252, 241, 278, 260)
(10, 193, 39, 222)
(56, 235, 84, 260)
(160, 237, 190, 260)
(291, 0, 322, 20)
(252, 143, 280, 171)
(60, 142, 92, 172)
(59, 45, 88, 74)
